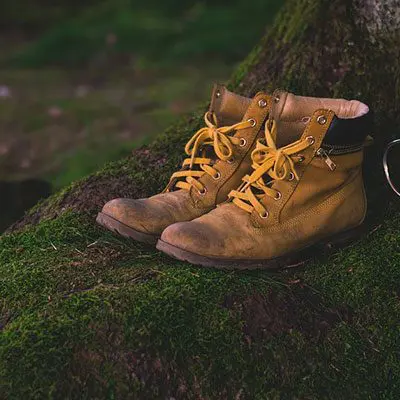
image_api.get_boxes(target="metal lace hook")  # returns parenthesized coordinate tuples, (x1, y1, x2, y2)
(383, 139, 400, 197)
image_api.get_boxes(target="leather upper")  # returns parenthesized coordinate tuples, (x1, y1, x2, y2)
(161, 92, 369, 260)
(101, 85, 271, 235)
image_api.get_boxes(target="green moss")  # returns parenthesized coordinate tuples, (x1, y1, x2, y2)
(1, 211, 399, 398)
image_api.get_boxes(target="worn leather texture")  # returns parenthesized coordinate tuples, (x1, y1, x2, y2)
(161, 107, 368, 260)
(101, 86, 271, 235)
(209, 84, 252, 126)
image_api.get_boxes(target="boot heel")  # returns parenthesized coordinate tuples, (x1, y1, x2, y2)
(322, 224, 365, 250)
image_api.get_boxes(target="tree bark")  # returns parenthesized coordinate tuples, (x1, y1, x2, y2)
(235, 0, 400, 131)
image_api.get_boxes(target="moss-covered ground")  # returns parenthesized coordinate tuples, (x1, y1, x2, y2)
(2, 203, 399, 398)
(1, 0, 400, 398)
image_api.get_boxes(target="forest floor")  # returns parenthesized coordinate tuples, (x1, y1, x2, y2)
(0, 64, 230, 188)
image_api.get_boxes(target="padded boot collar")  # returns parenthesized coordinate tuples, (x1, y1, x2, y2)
(269, 89, 371, 148)
(323, 111, 373, 147)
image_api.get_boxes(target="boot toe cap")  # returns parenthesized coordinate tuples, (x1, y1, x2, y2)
(101, 198, 153, 234)
(160, 220, 217, 256)
(101, 198, 126, 218)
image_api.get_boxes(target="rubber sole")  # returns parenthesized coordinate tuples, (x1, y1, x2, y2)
(156, 224, 366, 270)
(96, 212, 159, 245)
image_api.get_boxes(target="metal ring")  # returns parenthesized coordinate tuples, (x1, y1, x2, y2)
(248, 118, 257, 127)
(227, 157, 235, 164)
(198, 187, 207, 196)
(259, 210, 269, 219)
(383, 139, 400, 197)
(258, 99, 267, 108)
(274, 191, 282, 201)
(213, 171, 221, 180)
(288, 172, 295, 181)
(239, 138, 247, 147)
(306, 136, 315, 145)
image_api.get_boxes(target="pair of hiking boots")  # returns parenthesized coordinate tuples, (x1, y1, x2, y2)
(97, 85, 372, 269)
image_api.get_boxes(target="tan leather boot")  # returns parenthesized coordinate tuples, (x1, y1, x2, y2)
(97, 85, 271, 244)
(157, 90, 372, 268)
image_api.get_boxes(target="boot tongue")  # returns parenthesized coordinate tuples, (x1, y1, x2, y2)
(209, 84, 252, 126)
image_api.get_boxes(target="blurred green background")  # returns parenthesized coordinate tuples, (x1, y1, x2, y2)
(0, 0, 282, 229)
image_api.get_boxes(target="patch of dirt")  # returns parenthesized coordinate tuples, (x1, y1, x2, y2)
(223, 287, 353, 343)
(0, 311, 13, 332)
(8, 148, 170, 233)
(54, 285, 353, 399)
(58, 322, 196, 400)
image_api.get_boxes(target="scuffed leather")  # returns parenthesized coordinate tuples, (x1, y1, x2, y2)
(100, 87, 271, 235)
(102, 191, 211, 235)
(161, 108, 368, 260)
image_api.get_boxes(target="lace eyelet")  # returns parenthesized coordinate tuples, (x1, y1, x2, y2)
(239, 138, 247, 147)
(298, 155, 305, 163)
(306, 136, 315, 145)
(198, 187, 207, 196)
(288, 172, 295, 181)
(259, 210, 269, 219)
(274, 191, 282, 201)
(248, 118, 257, 127)
(317, 115, 327, 125)
(227, 157, 235, 164)
(213, 172, 221, 180)
(258, 99, 268, 108)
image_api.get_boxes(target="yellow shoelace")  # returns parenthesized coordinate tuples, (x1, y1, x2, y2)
(229, 120, 313, 217)
(168, 111, 254, 193)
